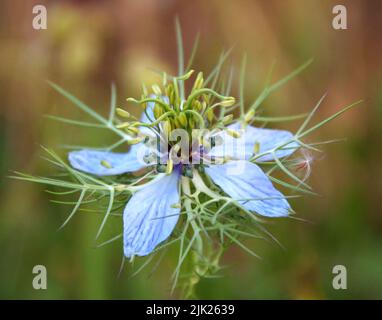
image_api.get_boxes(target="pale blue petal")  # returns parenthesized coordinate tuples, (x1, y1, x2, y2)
(123, 170, 180, 257)
(205, 160, 291, 217)
(68, 148, 149, 176)
(209, 122, 299, 162)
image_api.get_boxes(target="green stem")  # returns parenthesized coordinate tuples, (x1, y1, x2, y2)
(180, 176, 204, 298)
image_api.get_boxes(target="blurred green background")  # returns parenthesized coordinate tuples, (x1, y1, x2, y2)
(1, 0, 381, 299)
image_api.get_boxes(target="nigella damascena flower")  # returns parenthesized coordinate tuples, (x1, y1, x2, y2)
(68, 85, 299, 258)
(13, 23, 359, 290)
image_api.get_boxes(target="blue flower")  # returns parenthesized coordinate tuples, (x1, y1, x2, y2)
(68, 101, 299, 258)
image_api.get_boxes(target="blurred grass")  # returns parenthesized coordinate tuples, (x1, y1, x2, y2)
(0, 0, 382, 299)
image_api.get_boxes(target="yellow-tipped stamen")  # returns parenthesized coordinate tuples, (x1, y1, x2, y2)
(177, 69, 195, 80)
(253, 141, 260, 154)
(163, 120, 172, 137)
(222, 114, 233, 125)
(116, 108, 131, 118)
(100, 160, 112, 168)
(152, 84, 162, 96)
(174, 117, 182, 128)
(201, 101, 207, 113)
(153, 103, 163, 119)
(244, 109, 255, 123)
(221, 96, 236, 107)
(162, 72, 167, 86)
(125, 126, 140, 135)
(116, 122, 130, 129)
(188, 117, 195, 128)
(226, 128, 241, 138)
(193, 100, 202, 112)
(128, 137, 144, 145)
(207, 109, 214, 122)
(178, 113, 188, 127)
(192, 72, 204, 91)
(141, 83, 148, 96)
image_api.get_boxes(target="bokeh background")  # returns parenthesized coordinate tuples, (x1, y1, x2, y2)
(1, 0, 381, 299)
